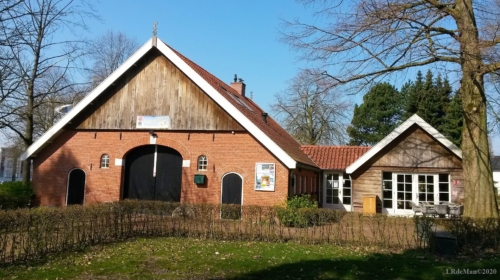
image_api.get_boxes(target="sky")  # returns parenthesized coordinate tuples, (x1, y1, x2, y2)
(3, 0, 500, 153)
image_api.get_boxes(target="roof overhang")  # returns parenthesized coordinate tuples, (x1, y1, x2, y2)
(21, 37, 297, 168)
(345, 114, 462, 174)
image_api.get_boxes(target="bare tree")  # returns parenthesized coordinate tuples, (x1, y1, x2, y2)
(281, 0, 500, 218)
(85, 30, 139, 88)
(271, 69, 350, 145)
(0, 0, 98, 184)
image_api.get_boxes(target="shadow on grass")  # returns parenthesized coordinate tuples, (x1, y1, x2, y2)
(224, 249, 500, 280)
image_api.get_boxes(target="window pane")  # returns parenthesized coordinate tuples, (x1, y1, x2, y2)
(343, 189, 351, 196)
(343, 197, 351, 204)
(397, 174, 404, 182)
(427, 185, 434, 192)
(419, 193, 426, 201)
(383, 200, 392, 208)
(326, 197, 332, 204)
(439, 183, 449, 192)
(384, 181, 392, 190)
(327, 189, 333, 196)
(439, 193, 450, 202)
(397, 192, 404, 200)
(383, 172, 392, 180)
(418, 175, 425, 183)
(397, 184, 404, 191)
(427, 193, 434, 201)
(405, 175, 412, 182)
(383, 191, 392, 199)
(333, 174, 339, 180)
(333, 189, 339, 197)
(397, 201, 404, 209)
(405, 201, 412, 210)
(405, 183, 412, 192)
(439, 174, 449, 182)
(333, 197, 339, 204)
(344, 180, 351, 188)
(405, 193, 412, 200)
(428, 176, 434, 183)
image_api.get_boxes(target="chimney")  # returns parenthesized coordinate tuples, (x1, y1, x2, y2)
(230, 74, 246, 97)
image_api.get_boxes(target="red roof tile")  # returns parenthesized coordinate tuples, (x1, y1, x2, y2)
(300, 146, 371, 170)
(170, 47, 318, 168)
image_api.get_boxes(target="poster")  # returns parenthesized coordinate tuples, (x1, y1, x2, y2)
(136, 116, 171, 129)
(255, 163, 275, 191)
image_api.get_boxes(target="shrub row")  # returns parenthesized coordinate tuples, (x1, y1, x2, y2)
(0, 200, 421, 264)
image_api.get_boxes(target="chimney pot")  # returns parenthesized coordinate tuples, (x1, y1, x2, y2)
(230, 75, 246, 97)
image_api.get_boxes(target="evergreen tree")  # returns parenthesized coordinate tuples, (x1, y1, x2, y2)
(442, 91, 463, 146)
(347, 83, 403, 146)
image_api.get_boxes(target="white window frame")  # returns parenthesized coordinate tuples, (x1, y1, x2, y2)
(381, 172, 450, 215)
(197, 155, 208, 171)
(100, 154, 110, 168)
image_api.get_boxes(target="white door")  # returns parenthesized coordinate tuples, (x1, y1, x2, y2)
(323, 173, 352, 211)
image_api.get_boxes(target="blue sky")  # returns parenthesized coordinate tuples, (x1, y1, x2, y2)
(89, 0, 318, 114)
(4, 0, 499, 153)
(64, 0, 500, 153)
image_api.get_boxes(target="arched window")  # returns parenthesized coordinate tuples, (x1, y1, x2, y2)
(100, 154, 110, 168)
(197, 155, 208, 171)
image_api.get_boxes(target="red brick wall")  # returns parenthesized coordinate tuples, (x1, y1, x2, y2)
(32, 130, 291, 207)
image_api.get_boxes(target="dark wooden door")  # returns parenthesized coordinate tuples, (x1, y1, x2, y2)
(221, 173, 242, 219)
(67, 169, 86, 205)
(123, 145, 182, 202)
(155, 145, 182, 202)
(123, 145, 156, 200)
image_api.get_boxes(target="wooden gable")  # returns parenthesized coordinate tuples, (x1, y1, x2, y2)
(371, 125, 462, 169)
(75, 49, 244, 131)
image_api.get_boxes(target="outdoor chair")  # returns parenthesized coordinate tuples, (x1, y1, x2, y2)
(411, 201, 422, 214)
(420, 202, 437, 217)
(435, 204, 449, 218)
(449, 205, 463, 218)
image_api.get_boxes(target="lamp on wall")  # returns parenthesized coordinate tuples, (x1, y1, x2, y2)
(149, 130, 157, 137)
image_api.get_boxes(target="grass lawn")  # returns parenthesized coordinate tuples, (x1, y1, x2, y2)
(1, 237, 499, 279)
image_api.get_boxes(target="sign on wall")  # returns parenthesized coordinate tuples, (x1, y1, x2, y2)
(255, 163, 275, 191)
(136, 116, 171, 129)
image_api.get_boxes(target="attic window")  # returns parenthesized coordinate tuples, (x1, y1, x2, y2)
(226, 91, 254, 112)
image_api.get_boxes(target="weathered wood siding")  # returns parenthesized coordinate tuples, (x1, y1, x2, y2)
(351, 126, 463, 212)
(77, 50, 244, 131)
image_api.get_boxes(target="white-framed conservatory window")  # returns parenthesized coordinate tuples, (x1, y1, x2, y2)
(197, 155, 208, 171)
(382, 172, 450, 210)
(100, 154, 110, 168)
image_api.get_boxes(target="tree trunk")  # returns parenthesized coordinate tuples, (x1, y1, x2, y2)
(457, 0, 499, 218)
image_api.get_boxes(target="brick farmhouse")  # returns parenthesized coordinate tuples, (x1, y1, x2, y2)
(21, 37, 464, 215)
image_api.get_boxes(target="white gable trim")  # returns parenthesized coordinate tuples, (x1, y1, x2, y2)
(156, 41, 296, 168)
(345, 114, 462, 174)
(21, 37, 297, 168)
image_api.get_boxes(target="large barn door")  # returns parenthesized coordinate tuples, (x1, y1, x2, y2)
(67, 169, 86, 205)
(221, 173, 242, 219)
(123, 145, 156, 200)
(123, 145, 182, 202)
(155, 146, 183, 202)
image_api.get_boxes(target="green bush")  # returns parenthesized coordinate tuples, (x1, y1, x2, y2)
(277, 195, 318, 227)
(0, 181, 34, 210)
